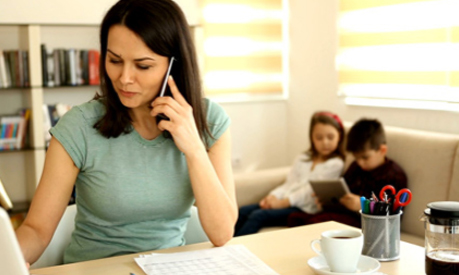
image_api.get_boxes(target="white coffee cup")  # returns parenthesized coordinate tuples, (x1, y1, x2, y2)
(310, 229, 363, 273)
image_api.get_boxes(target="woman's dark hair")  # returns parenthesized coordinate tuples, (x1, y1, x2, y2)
(94, 0, 211, 147)
(306, 111, 346, 161)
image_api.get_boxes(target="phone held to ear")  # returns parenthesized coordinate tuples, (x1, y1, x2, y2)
(156, 56, 175, 138)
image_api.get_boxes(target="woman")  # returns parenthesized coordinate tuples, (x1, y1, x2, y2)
(16, 0, 237, 264)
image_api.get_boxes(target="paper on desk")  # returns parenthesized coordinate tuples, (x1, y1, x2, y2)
(134, 244, 279, 275)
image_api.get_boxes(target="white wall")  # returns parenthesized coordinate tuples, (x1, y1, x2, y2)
(286, 0, 459, 162)
(221, 101, 288, 173)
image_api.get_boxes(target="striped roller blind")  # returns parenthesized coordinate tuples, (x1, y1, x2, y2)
(200, 0, 286, 97)
(337, 0, 459, 111)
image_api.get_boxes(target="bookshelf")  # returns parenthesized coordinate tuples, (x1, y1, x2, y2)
(0, 0, 200, 208)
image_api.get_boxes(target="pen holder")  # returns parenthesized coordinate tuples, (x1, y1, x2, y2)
(360, 210, 402, 261)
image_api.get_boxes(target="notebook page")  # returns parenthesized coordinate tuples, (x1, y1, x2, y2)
(134, 244, 279, 275)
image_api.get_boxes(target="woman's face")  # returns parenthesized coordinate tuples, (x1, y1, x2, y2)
(311, 122, 340, 158)
(105, 25, 169, 110)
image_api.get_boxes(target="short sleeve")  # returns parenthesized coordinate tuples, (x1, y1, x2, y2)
(204, 98, 231, 148)
(49, 106, 87, 169)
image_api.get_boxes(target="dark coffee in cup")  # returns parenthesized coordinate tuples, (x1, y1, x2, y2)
(332, 236, 354, 239)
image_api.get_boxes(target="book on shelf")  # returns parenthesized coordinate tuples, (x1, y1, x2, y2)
(0, 109, 31, 151)
(22, 51, 30, 87)
(0, 49, 30, 88)
(0, 177, 13, 211)
(58, 49, 67, 85)
(88, 49, 100, 85)
(40, 45, 100, 87)
(0, 49, 10, 88)
(80, 50, 89, 85)
(16, 109, 31, 150)
(53, 49, 60, 86)
(67, 48, 78, 86)
(41, 44, 48, 87)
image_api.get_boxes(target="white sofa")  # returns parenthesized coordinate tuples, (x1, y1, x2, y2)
(234, 123, 459, 246)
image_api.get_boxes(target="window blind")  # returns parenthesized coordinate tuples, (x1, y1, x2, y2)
(200, 0, 286, 98)
(337, 0, 459, 111)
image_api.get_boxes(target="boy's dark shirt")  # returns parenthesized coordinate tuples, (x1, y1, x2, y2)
(344, 157, 407, 199)
(322, 157, 408, 222)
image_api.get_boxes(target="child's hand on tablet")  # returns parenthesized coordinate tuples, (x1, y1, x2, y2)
(312, 193, 323, 211)
(339, 193, 361, 212)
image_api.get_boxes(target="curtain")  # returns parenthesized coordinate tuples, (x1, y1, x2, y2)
(200, 0, 286, 97)
(338, 0, 459, 110)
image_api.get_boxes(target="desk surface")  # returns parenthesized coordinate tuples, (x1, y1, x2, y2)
(31, 221, 425, 275)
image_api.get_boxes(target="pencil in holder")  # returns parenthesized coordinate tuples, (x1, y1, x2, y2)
(360, 210, 402, 261)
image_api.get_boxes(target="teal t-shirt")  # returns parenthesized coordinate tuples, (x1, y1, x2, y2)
(49, 98, 230, 263)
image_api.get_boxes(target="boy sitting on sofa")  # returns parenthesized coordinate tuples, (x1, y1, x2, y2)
(288, 118, 408, 228)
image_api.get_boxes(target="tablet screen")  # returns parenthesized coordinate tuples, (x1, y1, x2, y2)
(309, 178, 350, 205)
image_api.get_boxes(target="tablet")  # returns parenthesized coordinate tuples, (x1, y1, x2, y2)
(309, 178, 350, 205)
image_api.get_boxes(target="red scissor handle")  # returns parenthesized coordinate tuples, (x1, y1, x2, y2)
(379, 185, 396, 200)
(395, 188, 412, 206)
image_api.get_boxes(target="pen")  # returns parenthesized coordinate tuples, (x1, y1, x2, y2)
(371, 191, 379, 202)
(364, 199, 370, 214)
(395, 192, 409, 214)
(375, 201, 387, 215)
(360, 196, 366, 213)
(369, 200, 375, 214)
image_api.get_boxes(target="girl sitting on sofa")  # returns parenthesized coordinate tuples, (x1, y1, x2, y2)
(234, 111, 346, 236)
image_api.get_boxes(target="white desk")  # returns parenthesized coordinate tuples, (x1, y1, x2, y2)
(31, 221, 426, 275)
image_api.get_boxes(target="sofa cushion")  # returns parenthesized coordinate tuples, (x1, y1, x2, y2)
(234, 166, 290, 207)
(367, 125, 459, 239)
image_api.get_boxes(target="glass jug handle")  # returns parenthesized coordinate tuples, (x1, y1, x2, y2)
(419, 213, 427, 222)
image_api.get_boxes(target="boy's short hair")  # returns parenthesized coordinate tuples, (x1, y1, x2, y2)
(346, 119, 386, 153)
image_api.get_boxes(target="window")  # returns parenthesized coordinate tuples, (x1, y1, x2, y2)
(337, 0, 459, 111)
(200, 0, 287, 101)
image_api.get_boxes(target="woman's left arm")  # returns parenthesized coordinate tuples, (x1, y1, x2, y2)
(152, 76, 237, 246)
(186, 129, 237, 246)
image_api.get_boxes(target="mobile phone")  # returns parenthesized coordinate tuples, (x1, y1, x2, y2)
(156, 56, 175, 123)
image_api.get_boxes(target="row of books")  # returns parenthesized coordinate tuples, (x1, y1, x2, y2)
(0, 109, 31, 151)
(0, 49, 30, 88)
(41, 44, 100, 87)
(0, 103, 71, 152)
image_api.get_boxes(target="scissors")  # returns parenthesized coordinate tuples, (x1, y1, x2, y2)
(379, 185, 412, 213)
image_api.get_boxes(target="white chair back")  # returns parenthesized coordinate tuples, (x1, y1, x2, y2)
(31, 205, 208, 268)
(31, 204, 76, 268)
(184, 206, 209, 245)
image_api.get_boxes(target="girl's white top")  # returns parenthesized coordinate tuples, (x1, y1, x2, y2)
(269, 154, 344, 214)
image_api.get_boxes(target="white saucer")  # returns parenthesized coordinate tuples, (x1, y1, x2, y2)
(308, 255, 381, 275)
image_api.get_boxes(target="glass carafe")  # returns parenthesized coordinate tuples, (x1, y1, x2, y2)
(421, 201, 459, 275)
